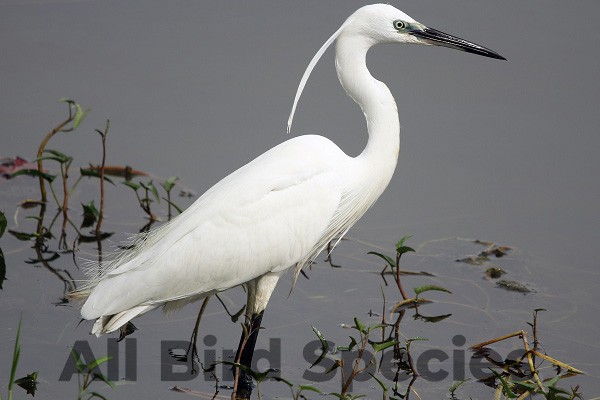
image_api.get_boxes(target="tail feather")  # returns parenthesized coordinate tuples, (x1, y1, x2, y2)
(91, 305, 155, 336)
(67, 288, 93, 302)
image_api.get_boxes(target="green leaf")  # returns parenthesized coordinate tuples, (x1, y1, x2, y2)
(337, 336, 357, 352)
(353, 317, 367, 334)
(324, 360, 340, 374)
(490, 369, 517, 398)
(161, 176, 179, 192)
(0, 210, 6, 238)
(83, 202, 100, 218)
(271, 376, 293, 388)
(545, 374, 562, 388)
(92, 374, 115, 388)
(448, 378, 470, 394)
(368, 372, 388, 392)
(513, 381, 537, 390)
(406, 337, 428, 343)
(33, 154, 63, 163)
(0, 248, 6, 289)
(14, 371, 38, 396)
(141, 181, 160, 203)
(58, 99, 89, 130)
(10, 169, 56, 182)
(404, 337, 428, 351)
(162, 198, 183, 214)
(81, 201, 99, 228)
(370, 338, 397, 353)
(8, 230, 37, 241)
(86, 355, 111, 371)
(43, 149, 72, 163)
(415, 313, 452, 323)
(395, 235, 413, 250)
(413, 285, 452, 296)
(395, 236, 415, 257)
(121, 181, 141, 191)
(72, 102, 90, 129)
(70, 349, 85, 372)
(396, 245, 415, 256)
(80, 168, 115, 185)
(366, 323, 387, 333)
(368, 251, 396, 268)
(306, 328, 331, 370)
(89, 392, 110, 400)
(9, 316, 23, 395)
(253, 368, 278, 383)
(148, 181, 160, 202)
(311, 326, 329, 351)
(391, 297, 431, 312)
(87, 355, 115, 389)
(298, 385, 323, 394)
(92, 372, 115, 388)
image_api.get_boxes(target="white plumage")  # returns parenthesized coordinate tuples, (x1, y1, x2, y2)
(73, 4, 504, 341)
(82, 134, 378, 333)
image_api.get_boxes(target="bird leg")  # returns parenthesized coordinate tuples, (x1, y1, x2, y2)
(233, 310, 264, 399)
(232, 272, 281, 399)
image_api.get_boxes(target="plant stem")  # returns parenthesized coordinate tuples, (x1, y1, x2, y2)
(342, 333, 369, 394)
(256, 381, 262, 400)
(61, 159, 71, 216)
(95, 121, 110, 235)
(520, 332, 545, 390)
(395, 253, 408, 300)
(37, 111, 73, 203)
(59, 160, 71, 250)
(187, 296, 211, 373)
(7, 315, 22, 400)
(469, 330, 523, 350)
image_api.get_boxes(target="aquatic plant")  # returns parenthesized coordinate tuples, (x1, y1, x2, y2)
(1, 316, 38, 400)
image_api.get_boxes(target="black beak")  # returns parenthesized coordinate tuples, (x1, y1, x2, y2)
(411, 27, 506, 60)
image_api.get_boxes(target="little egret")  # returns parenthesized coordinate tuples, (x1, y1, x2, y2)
(72, 4, 504, 397)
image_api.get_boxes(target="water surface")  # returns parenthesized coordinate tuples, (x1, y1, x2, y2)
(1, 1, 598, 398)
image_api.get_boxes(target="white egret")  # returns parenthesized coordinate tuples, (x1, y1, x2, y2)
(72, 4, 504, 397)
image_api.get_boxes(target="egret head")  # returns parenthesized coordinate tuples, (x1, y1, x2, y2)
(345, 4, 506, 59)
(287, 4, 505, 133)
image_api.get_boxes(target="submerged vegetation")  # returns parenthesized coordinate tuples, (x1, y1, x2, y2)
(470, 309, 583, 400)
(1, 100, 188, 399)
(0, 316, 37, 400)
(69, 350, 114, 400)
(0, 101, 587, 399)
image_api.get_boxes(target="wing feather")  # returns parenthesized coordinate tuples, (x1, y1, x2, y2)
(81, 135, 350, 319)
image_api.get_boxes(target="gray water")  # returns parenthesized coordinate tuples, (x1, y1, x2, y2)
(1, 1, 599, 399)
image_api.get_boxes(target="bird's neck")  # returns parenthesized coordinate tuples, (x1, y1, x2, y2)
(335, 34, 400, 186)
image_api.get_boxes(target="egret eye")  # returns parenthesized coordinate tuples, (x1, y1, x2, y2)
(393, 20, 406, 30)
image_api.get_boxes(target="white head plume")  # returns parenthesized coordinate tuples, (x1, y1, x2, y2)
(286, 18, 352, 134)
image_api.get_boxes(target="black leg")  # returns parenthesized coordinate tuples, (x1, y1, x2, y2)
(233, 311, 264, 399)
